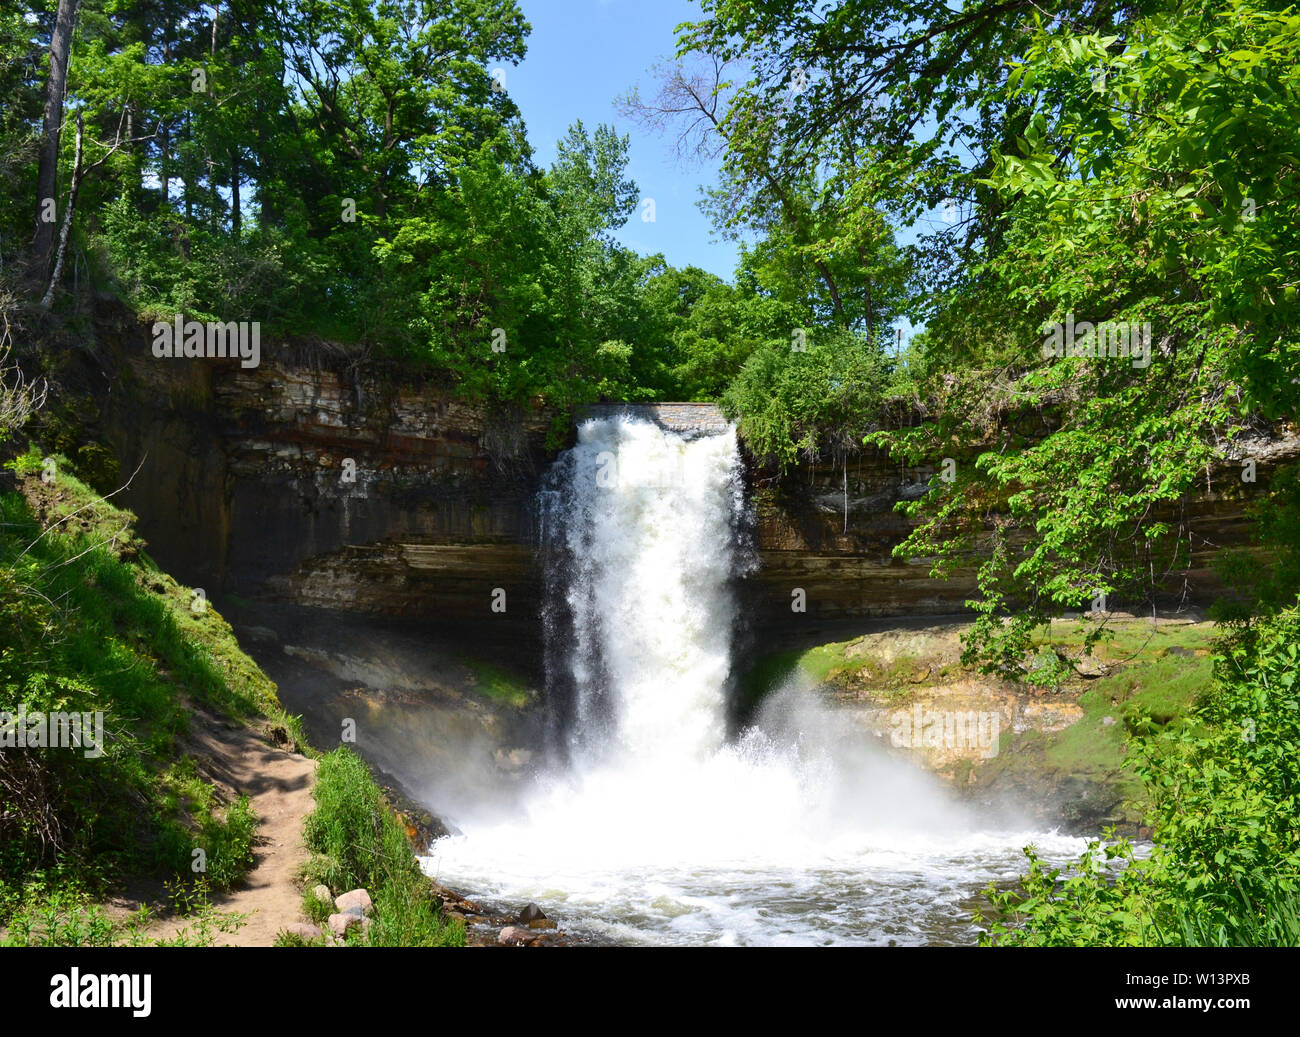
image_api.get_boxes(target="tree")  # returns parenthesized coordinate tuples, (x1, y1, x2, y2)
(876, 0, 1300, 673)
(30, 0, 81, 283)
(724, 327, 892, 470)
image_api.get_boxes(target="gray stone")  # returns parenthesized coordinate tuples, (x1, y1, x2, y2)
(311, 884, 332, 903)
(328, 912, 365, 938)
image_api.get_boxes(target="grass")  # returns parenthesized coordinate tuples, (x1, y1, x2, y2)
(2, 441, 468, 947)
(0, 885, 117, 947)
(4, 442, 461, 947)
(734, 639, 928, 720)
(965, 618, 1219, 822)
(1172, 886, 1300, 947)
(8, 449, 294, 726)
(299, 747, 465, 947)
(155, 758, 258, 891)
(1031, 615, 1213, 672)
(462, 657, 536, 708)
(0, 876, 247, 947)
(274, 927, 327, 947)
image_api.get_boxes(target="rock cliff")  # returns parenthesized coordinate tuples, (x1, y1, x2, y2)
(81, 303, 1295, 662)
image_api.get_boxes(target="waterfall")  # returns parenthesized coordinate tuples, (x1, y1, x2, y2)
(428, 410, 1087, 945)
(540, 414, 750, 765)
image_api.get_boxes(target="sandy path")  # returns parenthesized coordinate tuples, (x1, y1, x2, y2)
(114, 705, 318, 946)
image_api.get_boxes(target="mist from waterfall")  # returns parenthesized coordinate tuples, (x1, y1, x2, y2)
(425, 415, 1086, 945)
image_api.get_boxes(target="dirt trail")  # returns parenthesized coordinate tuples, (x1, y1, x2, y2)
(111, 705, 318, 946)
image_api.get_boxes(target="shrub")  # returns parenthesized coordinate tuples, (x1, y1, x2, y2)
(983, 602, 1300, 946)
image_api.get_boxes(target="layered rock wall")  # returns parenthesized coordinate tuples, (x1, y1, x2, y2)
(85, 305, 1293, 661)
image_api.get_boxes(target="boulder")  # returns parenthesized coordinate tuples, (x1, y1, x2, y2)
(497, 926, 533, 946)
(518, 903, 546, 923)
(282, 922, 323, 942)
(311, 884, 332, 903)
(328, 912, 366, 938)
(335, 888, 374, 916)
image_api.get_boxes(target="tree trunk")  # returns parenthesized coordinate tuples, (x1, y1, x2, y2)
(231, 152, 241, 236)
(184, 113, 192, 221)
(160, 121, 170, 203)
(40, 110, 84, 309)
(160, 30, 171, 204)
(256, 128, 273, 229)
(30, 0, 81, 283)
(125, 103, 140, 194)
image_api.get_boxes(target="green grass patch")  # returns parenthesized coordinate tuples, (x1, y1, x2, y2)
(978, 622, 1219, 820)
(462, 657, 535, 708)
(734, 638, 935, 719)
(300, 748, 464, 947)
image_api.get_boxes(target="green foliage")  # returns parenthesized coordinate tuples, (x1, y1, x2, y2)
(0, 8, 40, 269)
(638, 261, 794, 401)
(723, 328, 892, 469)
(274, 926, 326, 948)
(21, 0, 791, 410)
(985, 602, 1300, 946)
(302, 749, 394, 895)
(11, 0, 935, 420)
(156, 759, 257, 891)
(301, 884, 334, 927)
(0, 875, 245, 947)
(865, 0, 1300, 675)
(0, 457, 280, 918)
(672, 0, 1113, 328)
(0, 885, 116, 947)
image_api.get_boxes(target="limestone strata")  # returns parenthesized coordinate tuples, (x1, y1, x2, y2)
(85, 303, 1298, 654)
(89, 304, 550, 660)
(744, 432, 1296, 630)
(578, 402, 731, 437)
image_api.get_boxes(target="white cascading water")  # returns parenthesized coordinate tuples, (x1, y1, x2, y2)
(425, 415, 1087, 945)
(549, 415, 746, 766)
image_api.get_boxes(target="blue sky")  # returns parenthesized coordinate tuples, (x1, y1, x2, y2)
(506, 0, 934, 343)
(508, 0, 743, 279)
